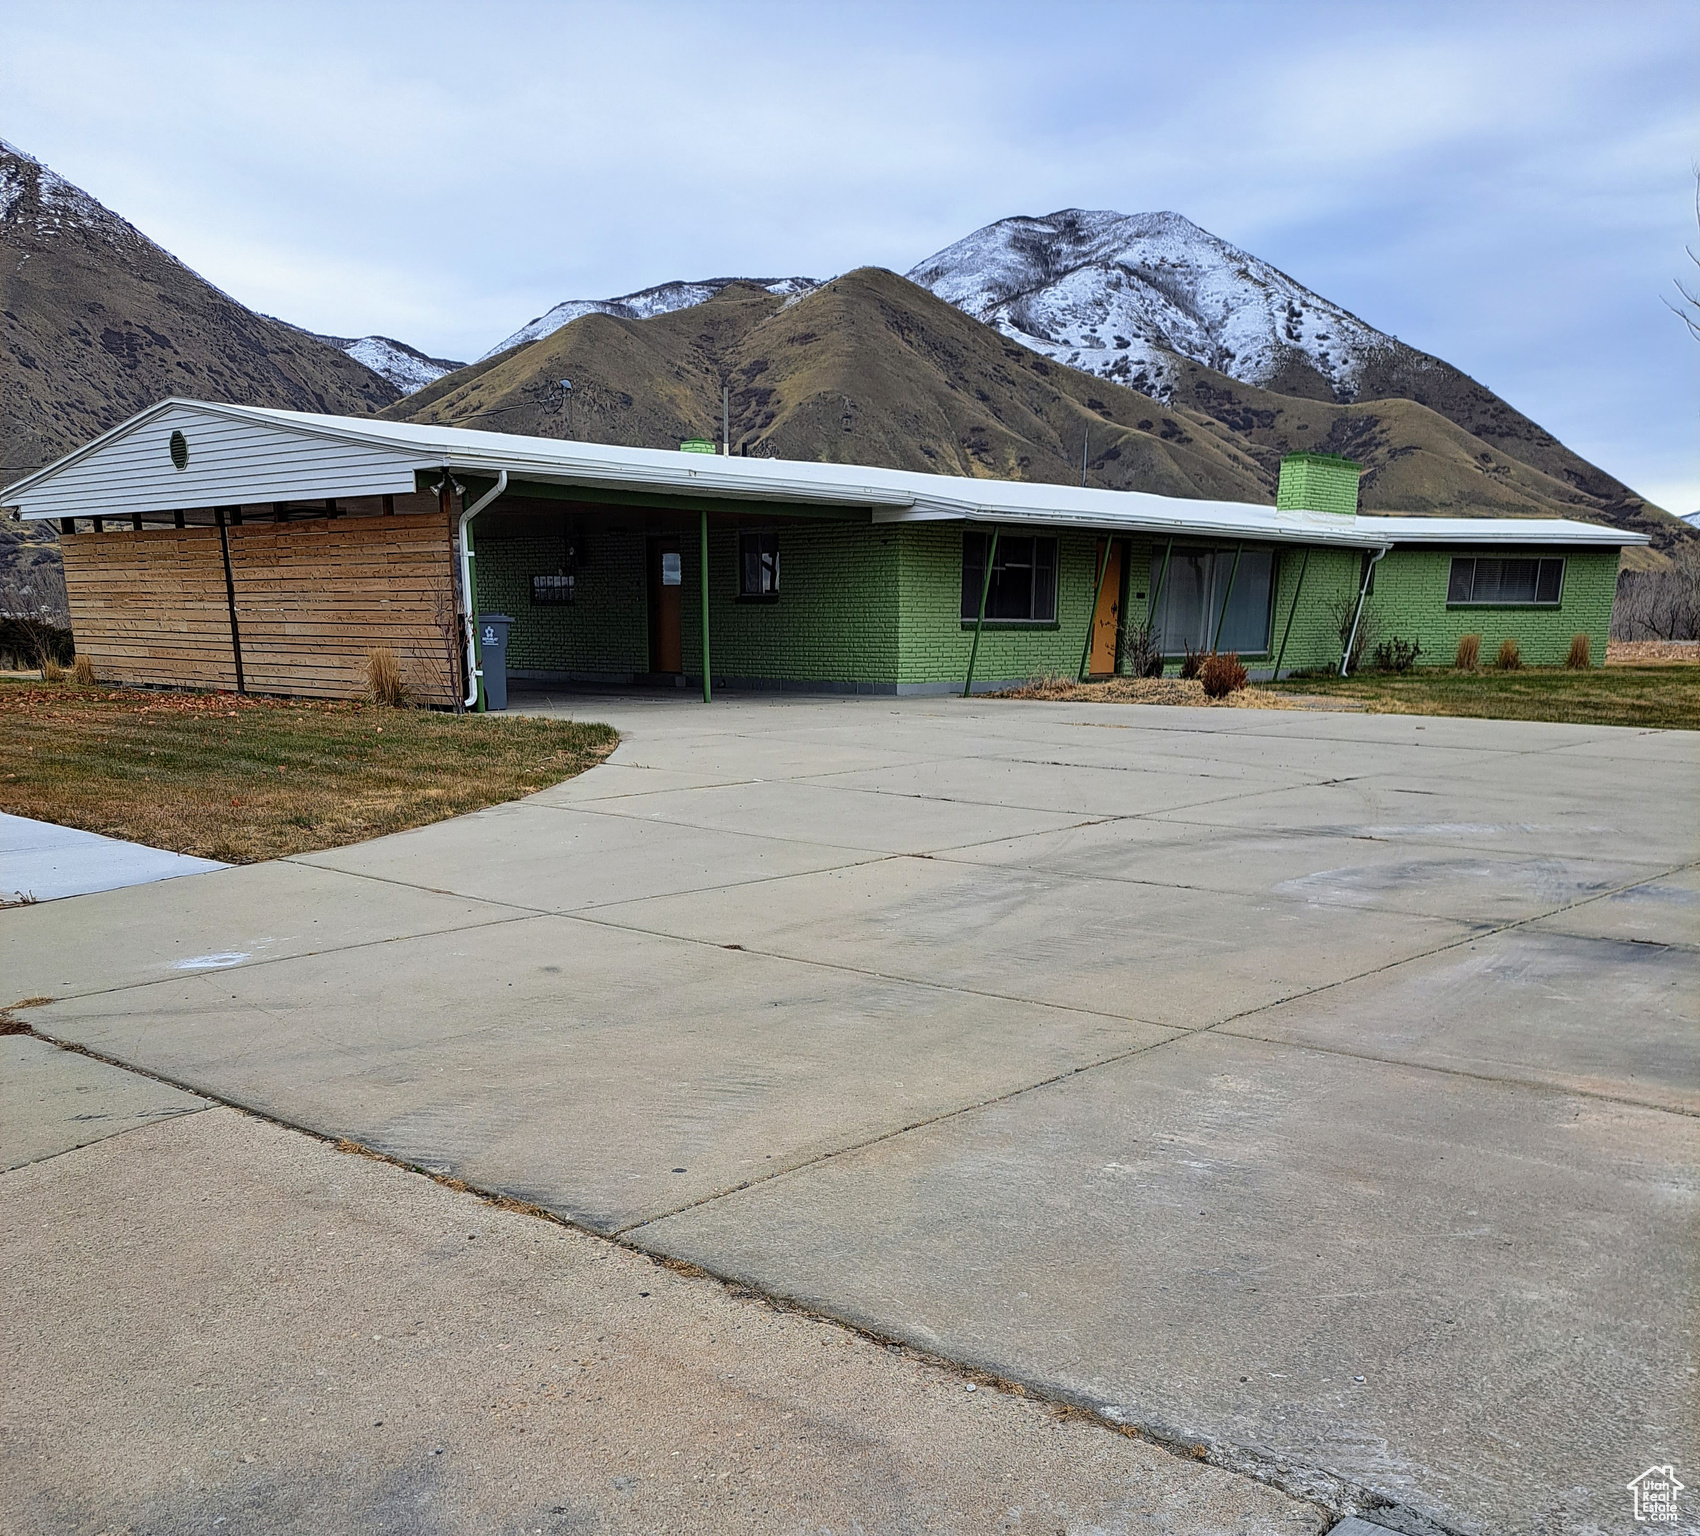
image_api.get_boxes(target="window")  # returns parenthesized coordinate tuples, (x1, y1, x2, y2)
(531, 573, 574, 605)
(1150, 546, 1273, 655)
(659, 551, 682, 587)
(739, 528, 779, 598)
(1447, 556, 1563, 606)
(961, 533, 1058, 623)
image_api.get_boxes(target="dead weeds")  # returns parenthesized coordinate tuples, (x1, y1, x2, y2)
(996, 674, 1299, 709)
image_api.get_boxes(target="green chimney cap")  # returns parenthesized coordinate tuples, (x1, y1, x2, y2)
(1276, 452, 1363, 517)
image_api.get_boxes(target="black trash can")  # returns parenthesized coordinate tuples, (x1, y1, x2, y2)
(477, 613, 514, 711)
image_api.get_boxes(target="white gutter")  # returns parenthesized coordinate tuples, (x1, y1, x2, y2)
(456, 469, 507, 709)
(1340, 546, 1389, 676)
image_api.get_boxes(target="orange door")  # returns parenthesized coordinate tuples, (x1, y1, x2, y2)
(648, 540, 682, 674)
(1089, 539, 1123, 677)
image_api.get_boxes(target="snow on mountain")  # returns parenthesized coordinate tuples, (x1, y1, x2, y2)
(481, 276, 819, 360)
(316, 334, 464, 395)
(906, 209, 1395, 403)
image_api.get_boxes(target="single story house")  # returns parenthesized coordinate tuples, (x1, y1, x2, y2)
(1, 399, 1643, 706)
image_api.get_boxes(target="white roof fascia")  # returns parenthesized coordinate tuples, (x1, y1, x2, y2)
(1358, 516, 1648, 547)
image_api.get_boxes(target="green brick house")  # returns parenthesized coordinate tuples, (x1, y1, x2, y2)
(1, 404, 1642, 705)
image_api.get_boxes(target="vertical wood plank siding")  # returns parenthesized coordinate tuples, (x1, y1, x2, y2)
(61, 513, 459, 704)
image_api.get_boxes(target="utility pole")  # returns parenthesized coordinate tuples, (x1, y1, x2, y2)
(1081, 429, 1089, 487)
(723, 385, 730, 455)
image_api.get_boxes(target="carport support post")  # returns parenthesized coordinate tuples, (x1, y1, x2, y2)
(699, 510, 711, 703)
(1076, 537, 1114, 682)
(1272, 546, 1310, 679)
(213, 507, 246, 695)
(1210, 543, 1243, 653)
(962, 525, 1000, 698)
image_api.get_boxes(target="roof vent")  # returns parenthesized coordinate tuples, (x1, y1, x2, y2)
(168, 430, 189, 471)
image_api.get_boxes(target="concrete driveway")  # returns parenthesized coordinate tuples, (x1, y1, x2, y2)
(5, 692, 1695, 1535)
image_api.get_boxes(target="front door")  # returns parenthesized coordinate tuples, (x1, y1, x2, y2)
(1089, 539, 1124, 677)
(648, 539, 683, 674)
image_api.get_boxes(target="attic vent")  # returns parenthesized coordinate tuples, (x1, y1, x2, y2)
(168, 430, 189, 470)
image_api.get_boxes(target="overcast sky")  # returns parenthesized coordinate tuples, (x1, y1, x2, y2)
(4, 0, 1697, 510)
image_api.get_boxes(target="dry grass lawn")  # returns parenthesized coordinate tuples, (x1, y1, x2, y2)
(0, 681, 617, 863)
(997, 675, 1305, 709)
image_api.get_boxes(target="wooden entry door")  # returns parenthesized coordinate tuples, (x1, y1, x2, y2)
(647, 539, 683, 674)
(1088, 539, 1124, 677)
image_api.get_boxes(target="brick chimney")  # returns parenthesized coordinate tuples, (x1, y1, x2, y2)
(1277, 452, 1362, 516)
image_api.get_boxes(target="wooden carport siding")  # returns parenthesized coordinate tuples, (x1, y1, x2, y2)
(59, 493, 463, 704)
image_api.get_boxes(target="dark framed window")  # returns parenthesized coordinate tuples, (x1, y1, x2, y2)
(1149, 545, 1274, 655)
(1447, 556, 1564, 606)
(961, 533, 1058, 623)
(531, 573, 574, 605)
(739, 528, 779, 598)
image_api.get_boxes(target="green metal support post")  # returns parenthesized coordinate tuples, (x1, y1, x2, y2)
(1210, 543, 1243, 653)
(1146, 539, 1173, 675)
(1076, 537, 1115, 682)
(1272, 546, 1310, 679)
(962, 525, 1001, 698)
(699, 510, 711, 703)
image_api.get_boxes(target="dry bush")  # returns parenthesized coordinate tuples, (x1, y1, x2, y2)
(1495, 638, 1522, 671)
(1455, 633, 1481, 670)
(40, 657, 65, 683)
(1199, 651, 1248, 699)
(71, 654, 96, 685)
(1119, 619, 1165, 678)
(1566, 633, 1592, 670)
(365, 647, 409, 706)
(1178, 644, 1205, 680)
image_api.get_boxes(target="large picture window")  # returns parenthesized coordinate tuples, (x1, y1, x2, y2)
(739, 528, 779, 598)
(1447, 556, 1563, 606)
(961, 533, 1058, 623)
(1150, 546, 1273, 655)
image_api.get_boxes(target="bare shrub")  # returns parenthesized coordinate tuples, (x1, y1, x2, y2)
(41, 657, 65, 683)
(1328, 590, 1379, 674)
(1199, 651, 1248, 699)
(1455, 633, 1481, 670)
(365, 647, 409, 706)
(71, 655, 96, 685)
(1119, 619, 1165, 678)
(1613, 544, 1700, 640)
(1495, 638, 1522, 671)
(1373, 636, 1423, 672)
(1566, 633, 1592, 670)
(1179, 644, 1205, 680)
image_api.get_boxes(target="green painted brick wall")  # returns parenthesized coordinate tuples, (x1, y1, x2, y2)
(1362, 547, 1618, 668)
(472, 526, 648, 676)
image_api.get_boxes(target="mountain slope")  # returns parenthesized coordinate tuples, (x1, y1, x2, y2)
(905, 209, 1670, 544)
(481, 276, 819, 360)
(389, 265, 1681, 563)
(0, 138, 399, 481)
(305, 332, 464, 395)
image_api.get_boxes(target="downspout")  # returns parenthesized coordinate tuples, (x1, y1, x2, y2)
(1339, 546, 1388, 677)
(1272, 546, 1310, 679)
(1077, 537, 1115, 682)
(457, 470, 507, 709)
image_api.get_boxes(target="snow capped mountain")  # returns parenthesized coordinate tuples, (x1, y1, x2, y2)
(906, 209, 1395, 403)
(1, 137, 189, 272)
(481, 276, 819, 360)
(315, 334, 464, 395)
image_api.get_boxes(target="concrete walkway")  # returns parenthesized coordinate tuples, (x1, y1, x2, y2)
(2, 809, 225, 904)
(4, 692, 1695, 1535)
